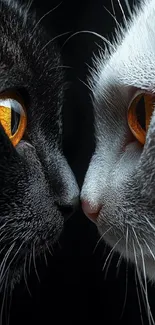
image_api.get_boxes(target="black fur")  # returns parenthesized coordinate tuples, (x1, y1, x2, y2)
(0, 0, 79, 293)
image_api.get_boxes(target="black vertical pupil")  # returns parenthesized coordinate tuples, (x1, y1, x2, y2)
(11, 109, 20, 135)
(135, 95, 146, 131)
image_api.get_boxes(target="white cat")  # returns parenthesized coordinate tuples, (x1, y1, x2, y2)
(81, 0, 155, 290)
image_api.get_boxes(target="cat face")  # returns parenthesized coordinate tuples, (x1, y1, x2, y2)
(0, 0, 79, 290)
(81, 0, 155, 282)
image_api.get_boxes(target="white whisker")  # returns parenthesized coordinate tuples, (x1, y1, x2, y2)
(144, 239, 155, 262)
(104, 249, 115, 280)
(103, 5, 120, 28)
(0, 241, 24, 285)
(79, 78, 94, 92)
(62, 31, 115, 50)
(24, 254, 31, 297)
(116, 254, 123, 277)
(32, 243, 40, 283)
(117, 0, 127, 24)
(143, 215, 155, 233)
(124, 0, 132, 17)
(120, 227, 129, 319)
(44, 248, 48, 266)
(93, 226, 112, 254)
(135, 269, 144, 325)
(132, 228, 154, 325)
(111, 0, 116, 17)
(102, 237, 122, 273)
(40, 31, 71, 53)
(46, 243, 53, 257)
(0, 272, 9, 325)
(31, 2, 62, 36)
(0, 243, 16, 281)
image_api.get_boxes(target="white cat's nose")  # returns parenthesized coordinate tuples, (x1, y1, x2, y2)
(81, 200, 101, 223)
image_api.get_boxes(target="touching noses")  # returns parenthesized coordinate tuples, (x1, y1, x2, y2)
(81, 199, 101, 223)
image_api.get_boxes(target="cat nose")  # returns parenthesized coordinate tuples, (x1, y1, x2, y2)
(81, 200, 101, 223)
(58, 196, 79, 221)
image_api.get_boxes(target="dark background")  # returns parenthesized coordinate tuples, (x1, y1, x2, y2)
(9, 0, 155, 324)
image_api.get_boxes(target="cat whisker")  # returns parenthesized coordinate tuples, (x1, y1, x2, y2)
(133, 240, 147, 324)
(111, 0, 116, 17)
(0, 271, 9, 325)
(23, 253, 31, 297)
(32, 242, 40, 283)
(0, 243, 16, 281)
(116, 253, 123, 277)
(28, 251, 32, 275)
(124, 0, 132, 17)
(85, 62, 97, 75)
(26, 0, 34, 13)
(134, 268, 144, 325)
(45, 243, 53, 257)
(143, 215, 155, 233)
(40, 31, 71, 54)
(43, 247, 48, 267)
(143, 239, 155, 262)
(94, 41, 110, 58)
(93, 226, 113, 254)
(132, 228, 154, 325)
(103, 5, 121, 28)
(104, 248, 115, 280)
(31, 2, 62, 36)
(78, 78, 93, 92)
(120, 227, 129, 319)
(23, 0, 34, 27)
(117, 0, 127, 25)
(0, 241, 25, 286)
(62, 31, 115, 51)
(102, 237, 122, 273)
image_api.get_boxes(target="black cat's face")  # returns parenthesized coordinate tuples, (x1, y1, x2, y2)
(0, 0, 79, 290)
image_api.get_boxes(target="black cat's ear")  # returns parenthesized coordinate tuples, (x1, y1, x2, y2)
(0, 124, 16, 160)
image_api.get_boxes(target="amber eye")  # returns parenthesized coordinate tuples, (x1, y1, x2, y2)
(127, 93, 155, 145)
(0, 91, 27, 146)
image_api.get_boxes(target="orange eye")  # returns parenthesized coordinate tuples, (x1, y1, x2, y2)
(127, 93, 155, 145)
(0, 91, 27, 146)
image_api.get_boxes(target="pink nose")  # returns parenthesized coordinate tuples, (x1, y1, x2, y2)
(81, 200, 101, 222)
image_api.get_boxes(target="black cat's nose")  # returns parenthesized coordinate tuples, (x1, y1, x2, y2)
(58, 196, 79, 221)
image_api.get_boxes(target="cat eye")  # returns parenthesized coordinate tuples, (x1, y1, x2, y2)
(0, 92, 27, 146)
(127, 92, 154, 145)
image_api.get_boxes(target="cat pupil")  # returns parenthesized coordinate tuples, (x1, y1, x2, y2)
(136, 96, 146, 131)
(11, 108, 20, 135)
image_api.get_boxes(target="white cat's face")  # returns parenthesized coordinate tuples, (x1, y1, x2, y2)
(81, 0, 155, 283)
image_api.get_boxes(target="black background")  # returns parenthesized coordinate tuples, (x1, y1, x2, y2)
(9, 0, 155, 324)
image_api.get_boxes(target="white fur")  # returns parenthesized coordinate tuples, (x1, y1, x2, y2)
(81, 0, 155, 284)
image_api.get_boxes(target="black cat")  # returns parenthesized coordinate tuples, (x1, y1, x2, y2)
(0, 0, 79, 294)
